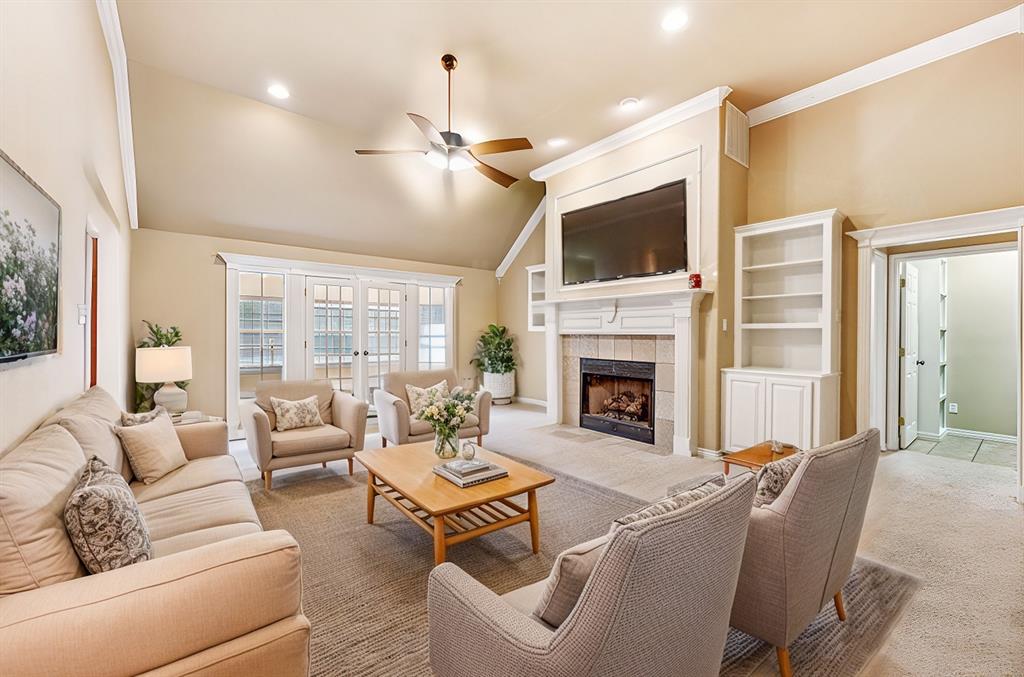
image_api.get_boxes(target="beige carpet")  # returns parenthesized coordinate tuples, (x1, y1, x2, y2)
(250, 464, 917, 677)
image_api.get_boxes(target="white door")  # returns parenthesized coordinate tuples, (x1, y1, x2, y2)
(765, 376, 813, 449)
(306, 277, 358, 394)
(360, 282, 405, 407)
(723, 372, 765, 452)
(899, 263, 921, 448)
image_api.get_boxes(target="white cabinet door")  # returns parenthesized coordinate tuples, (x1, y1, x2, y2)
(723, 373, 766, 452)
(765, 376, 813, 449)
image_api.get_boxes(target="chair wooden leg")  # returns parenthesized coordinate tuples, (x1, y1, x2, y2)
(776, 646, 792, 677)
(834, 591, 847, 622)
(477, 433, 482, 445)
(322, 461, 327, 468)
(264, 470, 272, 491)
(381, 438, 387, 448)
(347, 458, 354, 475)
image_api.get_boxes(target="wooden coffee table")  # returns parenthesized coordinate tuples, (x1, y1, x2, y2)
(355, 442, 555, 565)
(722, 441, 798, 475)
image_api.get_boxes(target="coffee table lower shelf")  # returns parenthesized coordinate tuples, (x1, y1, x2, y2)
(366, 473, 540, 565)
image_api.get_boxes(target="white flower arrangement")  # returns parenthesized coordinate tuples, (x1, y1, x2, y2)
(415, 389, 475, 449)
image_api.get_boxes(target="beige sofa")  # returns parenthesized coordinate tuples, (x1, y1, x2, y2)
(374, 368, 491, 447)
(242, 380, 369, 490)
(0, 387, 309, 677)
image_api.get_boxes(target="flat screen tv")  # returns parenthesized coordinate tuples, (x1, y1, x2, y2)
(0, 149, 61, 364)
(561, 179, 686, 286)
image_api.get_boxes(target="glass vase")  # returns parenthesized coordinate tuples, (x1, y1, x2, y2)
(434, 430, 459, 459)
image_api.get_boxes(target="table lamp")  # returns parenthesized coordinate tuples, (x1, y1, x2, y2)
(136, 346, 192, 413)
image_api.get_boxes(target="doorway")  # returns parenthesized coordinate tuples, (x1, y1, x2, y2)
(894, 245, 1018, 468)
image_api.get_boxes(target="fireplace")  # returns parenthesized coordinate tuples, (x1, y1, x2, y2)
(579, 358, 656, 444)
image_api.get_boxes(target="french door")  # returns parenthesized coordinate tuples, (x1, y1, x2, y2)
(305, 277, 406, 408)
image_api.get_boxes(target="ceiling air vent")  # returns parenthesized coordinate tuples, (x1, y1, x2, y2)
(725, 101, 749, 168)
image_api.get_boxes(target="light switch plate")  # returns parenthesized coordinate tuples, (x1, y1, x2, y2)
(77, 304, 88, 326)
(948, 402, 959, 414)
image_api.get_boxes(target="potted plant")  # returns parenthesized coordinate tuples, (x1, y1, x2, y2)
(471, 323, 516, 405)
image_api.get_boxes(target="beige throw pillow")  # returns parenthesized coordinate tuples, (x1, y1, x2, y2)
(406, 380, 449, 417)
(270, 395, 324, 431)
(114, 412, 188, 484)
(612, 474, 726, 529)
(534, 534, 610, 628)
(58, 414, 133, 480)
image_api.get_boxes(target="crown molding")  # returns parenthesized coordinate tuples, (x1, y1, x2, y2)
(495, 196, 545, 279)
(748, 4, 1024, 127)
(95, 0, 138, 229)
(846, 206, 1024, 249)
(529, 86, 731, 182)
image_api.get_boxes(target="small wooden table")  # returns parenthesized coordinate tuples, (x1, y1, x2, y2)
(355, 442, 555, 565)
(722, 442, 798, 475)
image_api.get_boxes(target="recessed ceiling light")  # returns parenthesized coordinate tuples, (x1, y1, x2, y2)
(661, 8, 689, 32)
(619, 97, 641, 110)
(547, 137, 568, 148)
(267, 83, 290, 99)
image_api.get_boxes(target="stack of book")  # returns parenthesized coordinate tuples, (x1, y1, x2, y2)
(433, 458, 508, 487)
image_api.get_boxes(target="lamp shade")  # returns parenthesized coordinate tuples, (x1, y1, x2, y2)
(136, 346, 192, 383)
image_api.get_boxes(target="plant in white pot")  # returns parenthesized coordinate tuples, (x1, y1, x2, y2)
(471, 323, 516, 405)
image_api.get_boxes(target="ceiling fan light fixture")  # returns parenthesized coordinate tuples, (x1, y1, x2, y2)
(447, 150, 477, 172)
(423, 148, 448, 170)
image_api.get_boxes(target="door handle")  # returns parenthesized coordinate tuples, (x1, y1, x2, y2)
(916, 360, 925, 365)
(363, 350, 369, 356)
(352, 351, 359, 356)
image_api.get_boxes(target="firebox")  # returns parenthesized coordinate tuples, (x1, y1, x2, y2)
(579, 358, 656, 444)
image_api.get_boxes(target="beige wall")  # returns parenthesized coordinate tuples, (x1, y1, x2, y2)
(496, 221, 547, 402)
(946, 250, 1018, 436)
(747, 36, 1024, 437)
(130, 228, 497, 417)
(0, 1, 132, 449)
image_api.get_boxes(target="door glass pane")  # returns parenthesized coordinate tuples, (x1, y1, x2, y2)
(418, 286, 448, 371)
(239, 272, 286, 399)
(311, 280, 354, 393)
(365, 286, 402, 402)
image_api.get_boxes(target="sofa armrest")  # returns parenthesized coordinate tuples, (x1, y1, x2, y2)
(242, 407, 274, 470)
(332, 391, 369, 451)
(473, 390, 492, 436)
(0, 530, 303, 677)
(175, 420, 229, 459)
(428, 563, 554, 676)
(373, 388, 410, 445)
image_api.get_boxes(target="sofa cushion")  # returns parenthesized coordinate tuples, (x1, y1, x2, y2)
(115, 413, 188, 484)
(753, 452, 804, 508)
(57, 414, 133, 481)
(613, 474, 726, 529)
(139, 481, 261, 542)
(270, 395, 323, 432)
(151, 522, 263, 558)
(534, 534, 610, 628)
(131, 455, 243, 504)
(40, 386, 122, 428)
(270, 424, 350, 457)
(405, 380, 449, 417)
(255, 380, 334, 429)
(0, 425, 87, 595)
(64, 457, 152, 573)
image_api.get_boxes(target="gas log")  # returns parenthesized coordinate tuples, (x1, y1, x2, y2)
(601, 391, 649, 422)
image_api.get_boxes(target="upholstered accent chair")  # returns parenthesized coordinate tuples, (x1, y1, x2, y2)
(243, 380, 369, 489)
(730, 429, 882, 677)
(427, 473, 757, 677)
(373, 368, 491, 447)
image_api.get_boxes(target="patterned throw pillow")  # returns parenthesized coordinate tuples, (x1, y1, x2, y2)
(753, 453, 804, 508)
(270, 395, 324, 432)
(120, 406, 166, 427)
(406, 380, 449, 418)
(64, 456, 152, 574)
(612, 474, 726, 529)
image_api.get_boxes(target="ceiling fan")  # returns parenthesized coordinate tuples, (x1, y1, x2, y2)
(355, 54, 533, 188)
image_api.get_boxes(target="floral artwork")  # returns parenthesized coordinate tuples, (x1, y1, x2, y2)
(0, 150, 60, 363)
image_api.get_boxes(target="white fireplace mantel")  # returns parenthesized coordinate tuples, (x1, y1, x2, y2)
(543, 289, 710, 456)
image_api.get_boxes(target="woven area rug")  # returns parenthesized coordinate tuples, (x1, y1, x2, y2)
(249, 467, 917, 676)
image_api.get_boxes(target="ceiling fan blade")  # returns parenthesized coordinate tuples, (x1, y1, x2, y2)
(470, 152, 518, 188)
(355, 149, 426, 155)
(469, 138, 533, 155)
(407, 113, 446, 146)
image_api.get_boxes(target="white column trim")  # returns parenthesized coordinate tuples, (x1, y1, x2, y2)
(544, 304, 562, 425)
(225, 267, 240, 437)
(671, 294, 705, 456)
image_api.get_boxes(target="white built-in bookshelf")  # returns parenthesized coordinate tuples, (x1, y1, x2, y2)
(937, 258, 948, 432)
(722, 209, 843, 451)
(526, 264, 546, 332)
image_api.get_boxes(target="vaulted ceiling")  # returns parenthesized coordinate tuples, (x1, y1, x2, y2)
(119, 0, 1015, 269)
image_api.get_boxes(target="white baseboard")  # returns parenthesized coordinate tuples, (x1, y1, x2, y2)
(943, 427, 1018, 445)
(915, 431, 943, 442)
(514, 396, 547, 407)
(697, 448, 723, 460)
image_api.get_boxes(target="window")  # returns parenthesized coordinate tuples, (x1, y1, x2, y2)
(239, 272, 285, 397)
(418, 286, 448, 370)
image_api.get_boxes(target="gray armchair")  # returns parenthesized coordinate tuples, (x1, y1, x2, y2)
(427, 474, 757, 677)
(373, 368, 491, 447)
(729, 429, 881, 677)
(243, 379, 369, 490)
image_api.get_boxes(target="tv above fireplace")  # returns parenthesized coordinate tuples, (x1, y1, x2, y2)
(561, 178, 687, 286)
